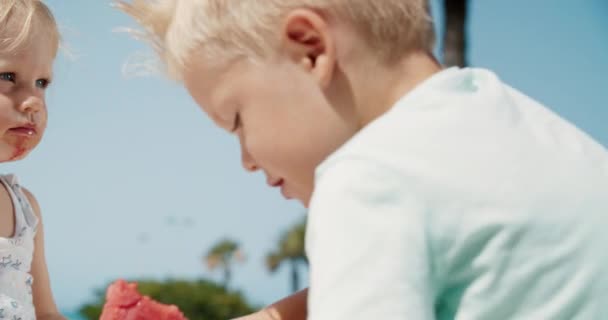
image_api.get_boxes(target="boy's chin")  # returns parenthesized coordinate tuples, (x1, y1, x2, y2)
(282, 191, 308, 207)
(283, 188, 309, 207)
(300, 193, 313, 208)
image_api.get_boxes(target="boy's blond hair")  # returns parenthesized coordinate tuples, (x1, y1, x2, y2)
(116, 0, 435, 80)
(0, 0, 60, 55)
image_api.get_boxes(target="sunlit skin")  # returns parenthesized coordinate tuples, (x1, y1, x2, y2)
(185, 8, 441, 320)
(0, 32, 54, 163)
(0, 25, 66, 320)
(184, 9, 440, 208)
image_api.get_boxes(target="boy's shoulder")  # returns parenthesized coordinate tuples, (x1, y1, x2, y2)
(317, 67, 608, 192)
(318, 68, 501, 169)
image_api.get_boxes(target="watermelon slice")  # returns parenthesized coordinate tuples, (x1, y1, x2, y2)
(100, 280, 187, 320)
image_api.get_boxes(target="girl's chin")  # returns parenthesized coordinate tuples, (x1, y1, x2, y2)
(0, 147, 31, 163)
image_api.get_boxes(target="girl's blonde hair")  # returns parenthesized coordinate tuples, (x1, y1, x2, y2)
(116, 0, 435, 80)
(0, 0, 60, 55)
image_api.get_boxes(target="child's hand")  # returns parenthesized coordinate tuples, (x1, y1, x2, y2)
(232, 288, 308, 320)
(37, 314, 67, 320)
(232, 309, 278, 320)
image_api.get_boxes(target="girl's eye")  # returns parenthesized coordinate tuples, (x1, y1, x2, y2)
(35, 79, 50, 89)
(0, 72, 16, 82)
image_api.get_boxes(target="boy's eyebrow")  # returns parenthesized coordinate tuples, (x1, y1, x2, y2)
(205, 98, 233, 130)
(210, 90, 234, 120)
(215, 110, 236, 131)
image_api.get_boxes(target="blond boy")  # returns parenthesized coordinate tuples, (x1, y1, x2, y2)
(117, 1, 608, 319)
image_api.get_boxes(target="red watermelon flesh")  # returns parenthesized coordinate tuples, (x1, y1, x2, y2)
(100, 280, 187, 320)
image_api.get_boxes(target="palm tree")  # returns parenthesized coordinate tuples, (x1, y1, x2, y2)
(204, 239, 244, 289)
(266, 218, 308, 293)
(443, 0, 469, 67)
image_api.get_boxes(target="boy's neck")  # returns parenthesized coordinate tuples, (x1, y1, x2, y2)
(352, 52, 442, 128)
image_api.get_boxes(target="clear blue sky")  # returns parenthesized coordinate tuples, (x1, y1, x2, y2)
(3, 0, 607, 314)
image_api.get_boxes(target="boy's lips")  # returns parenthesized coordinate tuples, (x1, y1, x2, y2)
(268, 178, 284, 188)
(268, 177, 292, 199)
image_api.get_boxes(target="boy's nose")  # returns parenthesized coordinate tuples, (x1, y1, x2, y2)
(242, 157, 259, 172)
(241, 145, 259, 172)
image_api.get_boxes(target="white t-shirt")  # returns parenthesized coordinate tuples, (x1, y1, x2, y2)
(306, 67, 608, 320)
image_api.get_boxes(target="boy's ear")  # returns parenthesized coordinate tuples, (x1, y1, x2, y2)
(281, 9, 336, 89)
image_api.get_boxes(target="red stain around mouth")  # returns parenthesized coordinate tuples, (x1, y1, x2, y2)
(8, 137, 29, 161)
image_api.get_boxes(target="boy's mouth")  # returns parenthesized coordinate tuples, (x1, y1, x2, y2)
(268, 177, 291, 199)
(268, 178, 284, 188)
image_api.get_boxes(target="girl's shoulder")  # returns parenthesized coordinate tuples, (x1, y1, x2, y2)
(0, 174, 15, 238)
(0, 174, 39, 233)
